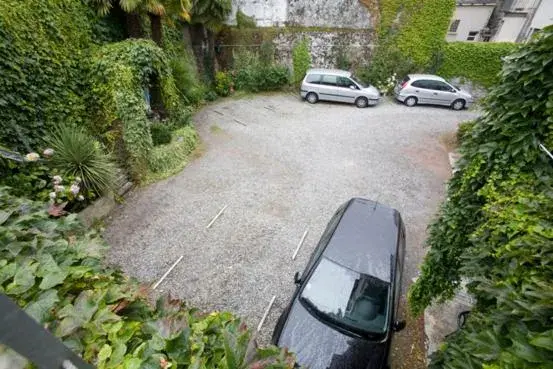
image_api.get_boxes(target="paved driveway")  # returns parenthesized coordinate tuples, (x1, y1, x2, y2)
(105, 94, 478, 366)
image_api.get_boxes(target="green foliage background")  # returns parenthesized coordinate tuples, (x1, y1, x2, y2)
(438, 42, 518, 87)
(0, 0, 97, 151)
(409, 27, 553, 368)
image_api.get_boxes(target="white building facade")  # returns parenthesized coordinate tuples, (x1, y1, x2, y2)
(446, 1, 497, 42)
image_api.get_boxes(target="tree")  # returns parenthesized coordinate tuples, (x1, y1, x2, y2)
(92, 0, 191, 44)
(409, 27, 553, 368)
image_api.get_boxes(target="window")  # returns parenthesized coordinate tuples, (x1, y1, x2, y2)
(337, 77, 358, 89)
(306, 74, 321, 84)
(449, 19, 460, 33)
(300, 257, 390, 336)
(429, 81, 453, 91)
(320, 75, 338, 86)
(411, 80, 432, 89)
(467, 31, 478, 41)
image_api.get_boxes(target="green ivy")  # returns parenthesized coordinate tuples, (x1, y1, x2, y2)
(89, 39, 188, 180)
(0, 187, 296, 368)
(409, 27, 553, 368)
(292, 39, 311, 85)
(437, 42, 518, 87)
(395, 0, 455, 67)
(0, 0, 95, 151)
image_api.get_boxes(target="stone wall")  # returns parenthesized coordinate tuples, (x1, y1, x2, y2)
(272, 30, 374, 69)
(218, 28, 374, 70)
(230, 0, 371, 28)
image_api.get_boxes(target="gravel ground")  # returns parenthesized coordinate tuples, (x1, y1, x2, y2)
(105, 94, 478, 363)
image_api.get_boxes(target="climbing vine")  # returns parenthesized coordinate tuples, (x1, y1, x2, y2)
(0, 0, 94, 151)
(89, 39, 188, 180)
(437, 42, 517, 87)
(410, 27, 553, 368)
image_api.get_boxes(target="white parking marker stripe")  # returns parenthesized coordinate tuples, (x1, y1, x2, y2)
(257, 295, 276, 332)
(153, 255, 184, 290)
(206, 205, 228, 229)
(292, 230, 309, 260)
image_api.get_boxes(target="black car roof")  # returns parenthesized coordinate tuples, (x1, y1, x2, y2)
(323, 198, 400, 283)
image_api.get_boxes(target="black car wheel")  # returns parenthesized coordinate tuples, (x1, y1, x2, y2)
(355, 97, 369, 108)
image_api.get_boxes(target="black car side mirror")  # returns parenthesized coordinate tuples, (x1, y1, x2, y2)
(294, 271, 302, 285)
(392, 320, 406, 332)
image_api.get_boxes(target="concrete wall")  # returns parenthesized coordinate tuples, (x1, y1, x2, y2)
(230, 0, 371, 28)
(493, 14, 526, 41)
(446, 5, 495, 42)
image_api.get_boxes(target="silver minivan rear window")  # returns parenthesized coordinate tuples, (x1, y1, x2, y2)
(306, 74, 321, 84)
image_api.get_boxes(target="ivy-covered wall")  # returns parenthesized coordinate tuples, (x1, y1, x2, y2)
(0, 0, 99, 151)
(394, 0, 455, 67)
(410, 27, 553, 368)
(437, 42, 517, 87)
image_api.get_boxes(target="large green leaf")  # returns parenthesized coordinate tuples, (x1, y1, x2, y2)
(6, 261, 37, 295)
(25, 289, 59, 323)
(56, 290, 101, 336)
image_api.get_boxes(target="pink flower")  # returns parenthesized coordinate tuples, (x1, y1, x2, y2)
(54, 185, 65, 193)
(52, 175, 63, 184)
(43, 148, 54, 158)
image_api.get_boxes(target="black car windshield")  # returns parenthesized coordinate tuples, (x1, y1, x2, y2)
(300, 257, 390, 336)
(350, 75, 368, 89)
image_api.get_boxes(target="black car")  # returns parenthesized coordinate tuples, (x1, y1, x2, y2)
(272, 198, 406, 369)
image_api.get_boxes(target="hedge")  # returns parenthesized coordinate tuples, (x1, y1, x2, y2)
(438, 42, 518, 87)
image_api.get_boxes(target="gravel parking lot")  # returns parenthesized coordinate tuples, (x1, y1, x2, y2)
(105, 94, 478, 365)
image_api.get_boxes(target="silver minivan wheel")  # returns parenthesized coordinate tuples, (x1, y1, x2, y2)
(452, 99, 465, 111)
(355, 97, 368, 108)
(306, 92, 318, 104)
(404, 96, 417, 107)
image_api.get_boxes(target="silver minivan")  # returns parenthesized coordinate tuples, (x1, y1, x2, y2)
(394, 74, 473, 110)
(300, 69, 380, 108)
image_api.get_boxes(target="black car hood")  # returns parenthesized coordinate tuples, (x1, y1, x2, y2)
(278, 300, 387, 369)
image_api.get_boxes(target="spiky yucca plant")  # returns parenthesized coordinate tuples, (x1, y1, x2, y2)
(47, 125, 117, 195)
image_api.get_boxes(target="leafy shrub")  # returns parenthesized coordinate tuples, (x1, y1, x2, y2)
(46, 125, 116, 195)
(204, 90, 219, 101)
(292, 38, 311, 85)
(456, 120, 475, 144)
(437, 42, 518, 87)
(215, 71, 234, 96)
(0, 154, 50, 200)
(236, 9, 256, 28)
(150, 124, 172, 146)
(355, 40, 416, 88)
(410, 26, 553, 369)
(146, 126, 198, 182)
(0, 187, 297, 368)
(232, 49, 289, 92)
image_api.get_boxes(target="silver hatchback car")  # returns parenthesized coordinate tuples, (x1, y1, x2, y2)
(394, 74, 473, 110)
(301, 68, 380, 108)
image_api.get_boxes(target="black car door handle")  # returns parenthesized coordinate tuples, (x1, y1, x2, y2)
(433, 92, 438, 95)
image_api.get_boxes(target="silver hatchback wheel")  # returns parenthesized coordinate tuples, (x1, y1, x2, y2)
(452, 99, 465, 111)
(404, 96, 417, 107)
(306, 92, 318, 104)
(355, 97, 368, 108)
